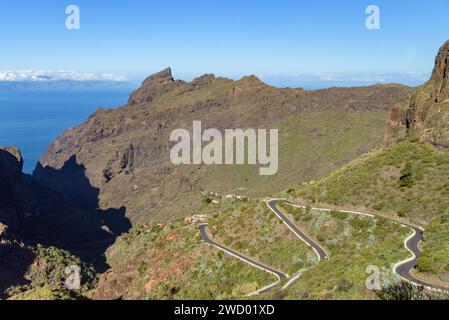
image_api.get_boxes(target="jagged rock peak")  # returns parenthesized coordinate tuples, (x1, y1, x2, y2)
(384, 39, 449, 148)
(430, 40, 449, 102)
(142, 67, 174, 86)
(128, 67, 185, 106)
(431, 40, 449, 82)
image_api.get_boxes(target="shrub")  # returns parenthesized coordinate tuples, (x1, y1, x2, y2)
(330, 210, 348, 220)
(399, 162, 414, 188)
(376, 282, 424, 300)
(416, 256, 439, 274)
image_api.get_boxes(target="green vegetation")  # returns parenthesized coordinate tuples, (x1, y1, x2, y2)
(417, 213, 449, 280)
(8, 286, 89, 301)
(103, 217, 275, 300)
(209, 202, 316, 275)
(375, 281, 449, 300)
(33, 246, 97, 291)
(7, 246, 97, 300)
(399, 162, 414, 188)
(94, 140, 449, 299)
(196, 110, 388, 200)
(294, 140, 449, 224)
(278, 203, 409, 300)
(100, 201, 319, 300)
(291, 139, 449, 285)
(99, 198, 414, 300)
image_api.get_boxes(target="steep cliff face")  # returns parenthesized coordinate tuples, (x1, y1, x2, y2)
(386, 40, 449, 147)
(0, 147, 37, 228)
(34, 69, 412, 223)
(430, 40, 449, 103)
(0, 146, 117, 298)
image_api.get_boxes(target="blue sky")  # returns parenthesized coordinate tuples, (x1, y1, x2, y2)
(0, 0, 448, 85)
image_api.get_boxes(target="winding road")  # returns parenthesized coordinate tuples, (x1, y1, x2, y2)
(267, 200, 328, 261)
(198, 224, 288, 295)
(277, 200, 449, 293)
(393, 224, 448, 292)
(198, 199, 448, 295)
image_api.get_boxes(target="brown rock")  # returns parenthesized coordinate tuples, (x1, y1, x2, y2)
(0, 146, 37, 227)
(385, 39, 449, 147)
(127, 67, 186, 105)
(430, 40, 449, 102)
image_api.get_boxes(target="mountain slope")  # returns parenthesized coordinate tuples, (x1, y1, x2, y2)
(93, 198, 411, 300)
(291, 139, 449, 286)
(34, 69, 412, 224)
(92, 40, 449, 299)
(290, 40, 449, 287)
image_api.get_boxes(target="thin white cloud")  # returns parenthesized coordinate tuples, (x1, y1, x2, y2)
(0, 70, 128, 82)
(264, 72, 430, 84)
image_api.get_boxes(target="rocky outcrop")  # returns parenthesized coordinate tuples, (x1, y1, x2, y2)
(0, 147, 37, 228)
(430, 40, 449, 102)
(128, 67, 185, 105)
(385, 40, 449, 147)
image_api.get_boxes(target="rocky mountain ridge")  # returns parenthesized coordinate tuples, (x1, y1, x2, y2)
(386, 40, 449, 147)
(34, 69, 412, 223)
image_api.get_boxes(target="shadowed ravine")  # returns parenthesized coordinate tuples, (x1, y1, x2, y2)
(0, 150, 132, 297)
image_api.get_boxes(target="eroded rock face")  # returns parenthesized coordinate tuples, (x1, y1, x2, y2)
(430, 40, 449, 102)
(385, 40, 449, 147)
(0, 147, 37, 228)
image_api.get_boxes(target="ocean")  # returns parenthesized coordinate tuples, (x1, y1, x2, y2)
(0, 90, 131, 173)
